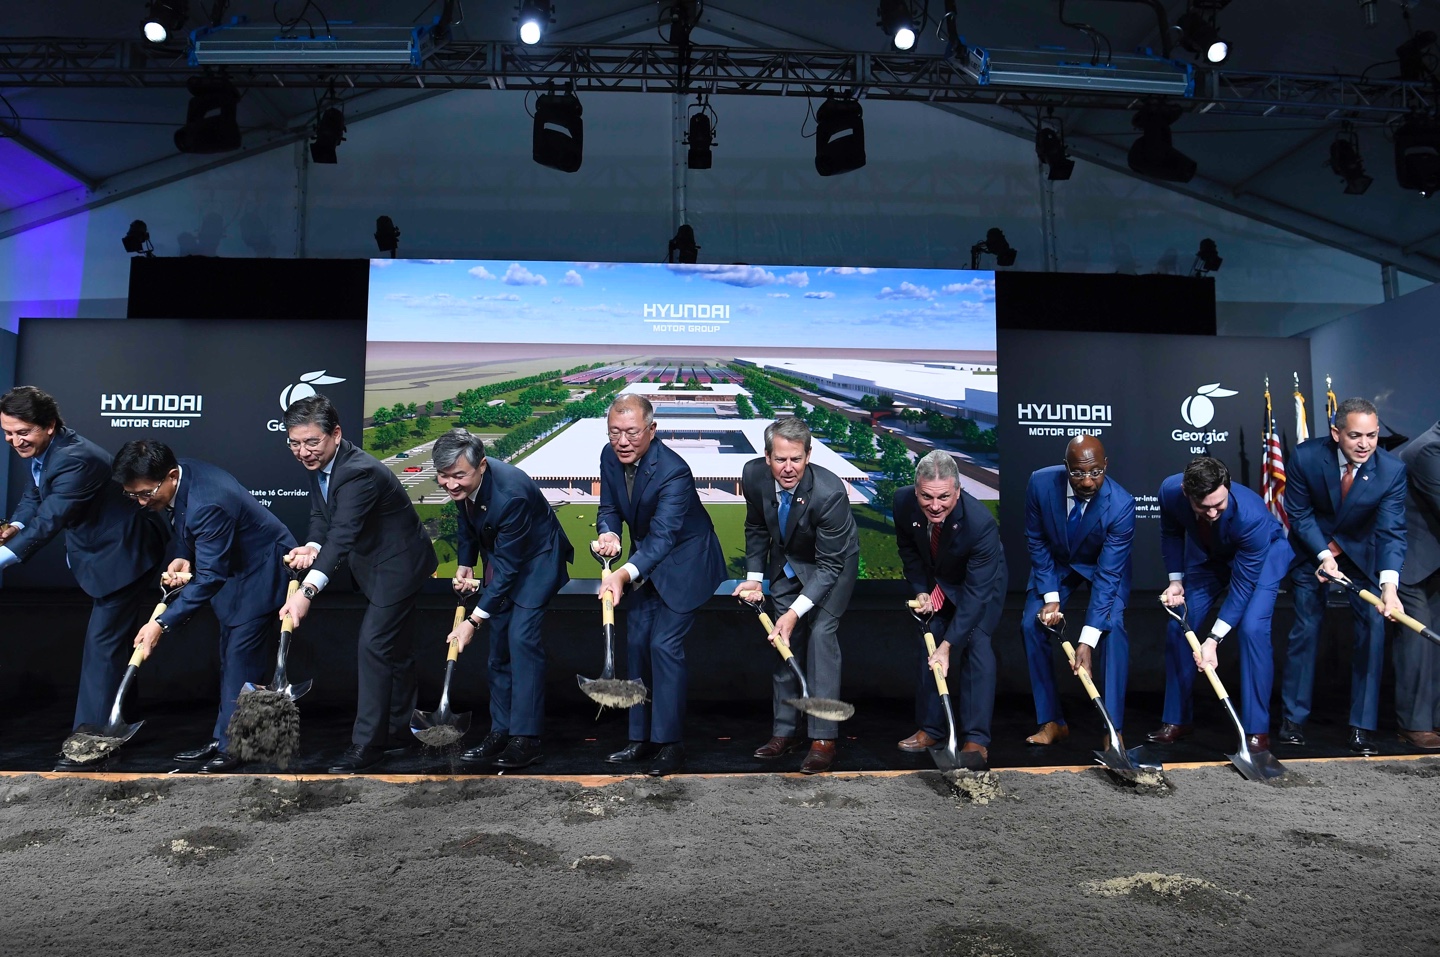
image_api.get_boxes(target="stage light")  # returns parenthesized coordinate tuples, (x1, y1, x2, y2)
(970, 228, 1017, 269)
(310, 106, 346, 164)
(1397, 30, 1437, 83)
(1394, 113, 1440, 197)
(173, 74, 241, 154)
(518, 1, 551, 45)
(814, 96, 866, 177)
(1172, 9, 1228, 64)
(532, 89, 583, 172)
(1326, 124, 1373, 195)
(1127, 102, 1197, 183)
(375, 216, 400, 257)
(144, 0, 187, 44)
(1360, 0, 1378, 28)
(1035, 119, 1074, 182)
(1192, 238, 1222, 275)
(667, 225, 700, 264)
(685, 101, 715, 170)
(122, 220, 154, 257)
(878, 0, 916, 51)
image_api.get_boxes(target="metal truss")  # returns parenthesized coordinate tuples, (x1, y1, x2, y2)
(0, 38, 1432, 122)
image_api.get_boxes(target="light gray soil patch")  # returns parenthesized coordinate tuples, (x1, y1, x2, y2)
(440, 831, 559, 867)
(155, 826, 248, 867)
(780, 788, 866, 809)
(1097, 767, 1174, 796)
(927, 922, 1057, 957)
(87, 781, 170, 816)
(0, 828, 66, 852)
(568, 853, 633, 877)
(942, 769, 1005, 805)
(236, 779, 357, 821)
(1084, 872, 1246, 922)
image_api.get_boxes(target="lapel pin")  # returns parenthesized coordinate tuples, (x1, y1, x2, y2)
(912, 521, 921, 528)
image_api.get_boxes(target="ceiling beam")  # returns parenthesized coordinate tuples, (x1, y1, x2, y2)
(0, 120, 101, 192)
(1229, 127, 1333, 197)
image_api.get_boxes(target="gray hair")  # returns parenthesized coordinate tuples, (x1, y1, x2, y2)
(608, 393, 654, 426)
(764, 416, 812, 454)
(1333, 396, 1378, 430)
(915, 450, 960, 486)
(432, 429, 486, 471)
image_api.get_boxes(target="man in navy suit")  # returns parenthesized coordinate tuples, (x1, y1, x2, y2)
(112, 440, 295, 772)
(1395, 419, 1440, 750)
(1151, 456, 1292, 751)
(1020, 435, 1135, 747)
(595, 394, 726, 777)
(1279, 396, 1408, 755)
(894, 450, 1007, 765)
(433, 429, 573, 770)
(0, 386, 167, 769)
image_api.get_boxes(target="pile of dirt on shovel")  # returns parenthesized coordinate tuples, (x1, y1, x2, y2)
(225, 690, 300, 767)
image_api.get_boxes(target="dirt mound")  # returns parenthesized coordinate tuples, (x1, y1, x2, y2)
(568, 853, 634, 877)
(942, 769, 1004, 805)
(927, 922, 1057, 957)
(393, 779, 504, 808)
(1376, 759, 1440, 779)
(237, 779, 358, 821)
(781, 788, 867, 809)
(1083, 872, 1245, 921)
(82, 780, 170, 816)
(156, 826, 249, 867)
(0, 828, 66, 852)
(440, 831, 558, 867)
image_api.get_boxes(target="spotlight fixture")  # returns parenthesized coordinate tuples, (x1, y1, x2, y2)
(1396, 30, 1437, 83)
(1172, 9, 1228, 64)
(532, 89, 583, 172)
(667, 225, 700, 264)
(1034, 116, 1074, 181)
(685, 97, 716, 170)
(970, 228, 1017, 269)
(1360, 0, 1378, 28)
(1191, 238, 1222, 276)
(517, 0, 552, 45)
(1127, 101, 1197, 183)
(144, 0, 188, 44)
(310, 104, 346, 164)
(122, 220, 154, 257)
(173, 74, 241, 154)
(813, 96, 866, 177)
(1394, 113, 1440, 197)
(1326, 123, 1372, 195)
(374, 216, 400, 257)
(878, 0, 917, 51)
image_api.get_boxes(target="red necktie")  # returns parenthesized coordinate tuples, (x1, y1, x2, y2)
(1340, 463, 1354, 502)
(929, 523, 945, 611)
(1194, 519, 1214, 554)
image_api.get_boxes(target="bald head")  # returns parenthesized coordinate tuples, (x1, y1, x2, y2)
(1063, 434, 1108, 501)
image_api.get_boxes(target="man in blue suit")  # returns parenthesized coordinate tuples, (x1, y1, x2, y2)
(1021, 435, 1135, 747)
(0, 387, 167, 770)
(112, 440, 295, 772)
(434, 429, 573, 770)
(1279, 396, 1408, 755)
(596, 394, 726, 777)
(1150, 456, 1292, 752)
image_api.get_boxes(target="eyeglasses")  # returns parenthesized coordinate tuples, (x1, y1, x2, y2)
(1067, 467, 1106, 480)
(287, 437, 327, 451)
(607, 427, 650, 441)
(123, 482, 164, 503)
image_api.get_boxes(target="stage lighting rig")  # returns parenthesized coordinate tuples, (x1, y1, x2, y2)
(174, 73, 241, 154)
(144, 0, 188, 44)
(532, 88, 584, 172)
(1394, 113, 1440, 197)
(1172, 4, 1229, 65)
(1191, 238, 1222, 276)
(374, 216, 400, 257)
(685, 96, 716, 170)
(1326, 123, 1372, 195)
(878, 0, 921, 51)
(1397, 30, 1437, 83)
(813, 96, 866, 177)
(122, 220, 155, 257)
(970, 228, 1017, 269)
(309, 84, 346, 164)
(667, 225, 700, 264)
(1127, 101, 1196, 183)
(518, 1, 552, 45)
(1035, 114, 1074, 181)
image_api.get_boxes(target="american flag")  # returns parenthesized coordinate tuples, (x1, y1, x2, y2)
(1263, 380, 1289, 528)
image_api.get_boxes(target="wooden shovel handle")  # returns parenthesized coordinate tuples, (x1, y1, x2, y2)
(127, 645, 146, 668)
(448, 604, 467, 662)
(1356, 587, 1430, 634)
(1061, 640, 1102, 702)
(602, 592, 615, 627)
(148, 601, 168, 623)
(1181, 627, 1230, 700)
(923, 631, 950, 697)
(757, 612, 796, 662)
(278, 579, 300, 636)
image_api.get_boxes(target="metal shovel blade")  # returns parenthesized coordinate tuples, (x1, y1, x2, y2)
(61, 719, 144, 764)
(411, 707, 473, 749)
(241, 677, 313, 700)
(782, 696, 856, 722)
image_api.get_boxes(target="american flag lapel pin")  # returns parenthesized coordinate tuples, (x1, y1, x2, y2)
(796, 497, 805, 506)
(912, 522, 921, 528)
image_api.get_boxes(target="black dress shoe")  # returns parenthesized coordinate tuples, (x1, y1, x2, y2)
(328, 745, 386, 774)
(494, 736, 543, 769)
(174, 740, 220, 763)
(199, 751, 240, 773)
(607, 740, 657, 764)
(1146, 723, 1193, 744)
(1278, 719, 1306, 746)
(646, 743, 685, 777)
(461, 730, 509, 764)
(1349, 727, 1379, 756)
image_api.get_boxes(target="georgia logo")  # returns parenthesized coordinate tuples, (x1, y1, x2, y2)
(280, 371, 347, 411)
(1181, 383, 1238, 428)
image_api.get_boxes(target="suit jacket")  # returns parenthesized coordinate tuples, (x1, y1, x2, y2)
(1023, 465, 1135, 631)
(894, 484, 1007, 646)
(741, 458, 859, 617)
(1285, 436, 1407, 580)
(307, 439, 437, 605)
(457, 458, 573, 613)
(7, 427, 166, 597)
(1159, 474, 1290, 625)
(159, 458, 295, 629)
(1399, 422, 1440, 585)
(597, 438, 726, 614)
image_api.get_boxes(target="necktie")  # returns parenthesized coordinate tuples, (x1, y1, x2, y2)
(166, 507, 177, 529)
(318, 470, 329, 501)
(1340, 462, 1354, 502)
(778, 490, 795, 578)
(928, 524, 946, 611)
(624, 464, 637, 499)
(30, 457, 42, 488)
(1066, 497, 1084, 547)
(1194, 518, 1214, 553)
(930, 521, 941, 559)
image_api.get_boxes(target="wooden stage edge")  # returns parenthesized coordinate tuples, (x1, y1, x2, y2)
(1, 751, 1433, 786)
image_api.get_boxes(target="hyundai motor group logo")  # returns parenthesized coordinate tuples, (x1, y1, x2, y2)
(1174, 382, 1237, 446)
(268, 370, 346, 431)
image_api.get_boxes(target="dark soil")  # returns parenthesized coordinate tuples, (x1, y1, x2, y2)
(226, 690, 300, 768)
(0, 828, 66, 852)
(154, 826, 249, 867)
(236, 778, 357, 821)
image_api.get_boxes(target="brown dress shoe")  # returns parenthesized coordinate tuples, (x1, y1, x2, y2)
(1246, 733, 1271, 752)
(753, 735, 807, 759)
(800, 739, 836, 774)
(1398, 729, 1440, 750)
(961, 741, 989, 762)
(1146, 723, 1193, 744)
(1025, 721, 1069, 746)
(898, 729, 938, 752)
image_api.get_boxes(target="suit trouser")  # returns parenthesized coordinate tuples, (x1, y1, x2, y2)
(770, 576, 843, 740)
(623, 585, 695, 745)
(486, 601, 549, 738)
(1394, 569, 1440, 732)
(917, 624, 995, 747)
(1020, 578, 1129, 731)
(73, 568, 162, 730)
(214, 612, 279, 750)
(1162, 543, 1288, 735)
(1281, 555, 1388, 730)
(352, 594, 422, 748)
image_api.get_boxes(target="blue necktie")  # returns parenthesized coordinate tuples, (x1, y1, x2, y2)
(31, 457, 42, 488)
(777, 489, 795, 578)
(318, 470, 329, 501)
(1066, 497, 1084, 547)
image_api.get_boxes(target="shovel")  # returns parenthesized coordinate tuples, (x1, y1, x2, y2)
(576, 543, 647, 709)
(907, 601, 985, 771)
(1037, 615, 1160, 779)
(411, 602, 475, 748)
(61, 574, 191, 764)
(736, 594, 855, 722)
(1319, 568, 1440, 646)
(1160, 598, 1285, 783)
(242, 578, 312, 700)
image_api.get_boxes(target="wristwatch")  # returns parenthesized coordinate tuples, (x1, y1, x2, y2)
(155, 619, 170, 634)
(467, 612, 484, 628)
(1206, 632, 1223, 646)
(301, 584, 319, 600)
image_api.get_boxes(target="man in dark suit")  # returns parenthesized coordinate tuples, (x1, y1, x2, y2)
(1020, 435, 1135, 747)
(1279, 397, 1408, 754)
(733, 417, 859, 774)
(1151, 456, 1292, 751)
(596, 394, 726, 777)
(1396, 419, 1440, 749)
(112, 440, 295, 772)
(894, 450, 1007, 765)
(433, 429, 573, 769)
(0, 386, 167, 769)
(277, 395, 438, 773)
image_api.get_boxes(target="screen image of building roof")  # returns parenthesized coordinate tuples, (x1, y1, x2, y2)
(738, 356, 998, 415)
